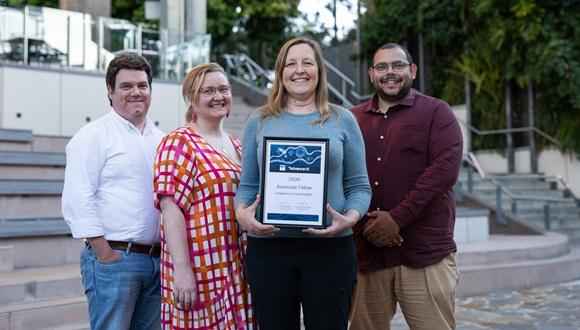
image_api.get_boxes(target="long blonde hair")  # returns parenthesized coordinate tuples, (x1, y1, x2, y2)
(257, 37, 336, 125)
(182, 63, 228, 123)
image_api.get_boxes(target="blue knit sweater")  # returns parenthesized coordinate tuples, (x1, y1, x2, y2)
(235, 107, 371, 238)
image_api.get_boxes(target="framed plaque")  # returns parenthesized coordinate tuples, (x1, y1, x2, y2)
(260, 137, 329, 228)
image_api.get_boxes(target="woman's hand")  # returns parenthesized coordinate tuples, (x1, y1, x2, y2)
(172, 264, 197, 310)
(302, 204, 359, 237)
(159, 196, 198, 310)
(235, 195, 279, 236)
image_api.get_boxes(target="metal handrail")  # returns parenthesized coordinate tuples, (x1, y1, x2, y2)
(461, 152, 577, 228)
(327, 83, 353, 108)
(324, 59, 356, 86)
(222, 53, 272, 89)
(459, 119, 563, 147)
(222, 52, 363, 108)
(323, 58, 372, 103)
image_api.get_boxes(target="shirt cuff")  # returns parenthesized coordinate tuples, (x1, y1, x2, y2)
(389, 205, 415, 229)
(70, 221, 104, 239)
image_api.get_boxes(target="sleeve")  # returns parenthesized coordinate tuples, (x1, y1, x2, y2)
(341, 110, 372, 217)
(61, 128, 106, 239)
(153, 131, 197, 212)
(234, 113, 261, 208)
(389, 102, 463, 229)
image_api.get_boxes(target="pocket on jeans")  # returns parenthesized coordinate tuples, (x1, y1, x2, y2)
(95, 250, 124, 266)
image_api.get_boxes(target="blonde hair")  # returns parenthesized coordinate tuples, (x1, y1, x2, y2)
(257, 37, 336, 125)
(182, 63, 229, 123)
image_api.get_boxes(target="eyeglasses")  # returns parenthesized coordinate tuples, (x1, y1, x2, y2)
(200, 85, 232, 97)
(372, 61, 411, 74)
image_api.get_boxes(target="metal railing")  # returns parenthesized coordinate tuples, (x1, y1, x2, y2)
(0, 5, 210, 81)
(323, 59, 372, 107)
(461, 152, 578, 230)
(458, 115, 580, 176)
(222, 52, 372, 108)
(222, 53, 272, 96)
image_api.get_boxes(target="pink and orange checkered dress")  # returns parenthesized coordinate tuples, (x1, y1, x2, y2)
(154, 127, 254, 330)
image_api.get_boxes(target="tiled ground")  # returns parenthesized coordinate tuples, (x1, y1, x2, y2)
(391, 278, 580, 329)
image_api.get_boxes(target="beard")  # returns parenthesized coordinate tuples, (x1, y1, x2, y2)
(374, 74, 412, 103)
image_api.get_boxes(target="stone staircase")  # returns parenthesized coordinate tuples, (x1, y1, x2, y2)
(457, 232, 580, 296)
(457, 170, 580, 242)
(0, 128, 88, 330)
(0, 96, 256, 329)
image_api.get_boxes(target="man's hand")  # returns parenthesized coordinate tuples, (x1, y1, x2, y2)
(87, 236, 120, 264)
(363, 211, 401, 247)
(235, 195, 279, 236)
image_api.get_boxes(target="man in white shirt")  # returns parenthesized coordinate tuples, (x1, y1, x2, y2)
(62, 53, 164, 330)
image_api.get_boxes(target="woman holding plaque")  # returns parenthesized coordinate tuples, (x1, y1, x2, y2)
(154, 63, 254, 329)
(235, 37, 371, 330)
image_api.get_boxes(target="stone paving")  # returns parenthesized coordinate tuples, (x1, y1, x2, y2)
(390, 278, 580, 329)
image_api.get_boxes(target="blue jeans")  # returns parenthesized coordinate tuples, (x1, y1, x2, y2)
(80, 246, 161, 330)
(246, 236, 357, 330)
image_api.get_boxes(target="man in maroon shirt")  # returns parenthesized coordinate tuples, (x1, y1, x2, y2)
(349, 43, 463, 330)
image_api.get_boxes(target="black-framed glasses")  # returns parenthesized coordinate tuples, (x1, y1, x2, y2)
(372, 61, 410, 73)
(200, 85, 232, 97)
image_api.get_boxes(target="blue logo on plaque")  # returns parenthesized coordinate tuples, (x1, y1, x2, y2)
(269, 144, 322, 173)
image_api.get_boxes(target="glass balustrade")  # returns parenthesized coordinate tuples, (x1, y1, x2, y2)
(0, 5, 210, 81)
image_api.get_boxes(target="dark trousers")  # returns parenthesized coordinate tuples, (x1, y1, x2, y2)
(246, 236, 357, 330)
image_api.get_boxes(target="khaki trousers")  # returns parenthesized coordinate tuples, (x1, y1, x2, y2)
(350, 253, 459, 330)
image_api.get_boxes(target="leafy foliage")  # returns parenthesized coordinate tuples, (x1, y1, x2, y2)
(110, 0, 149, 25)
(0, 0, 57, 8)
(206, 0, 300, 67)
(361, 0, 580, 153)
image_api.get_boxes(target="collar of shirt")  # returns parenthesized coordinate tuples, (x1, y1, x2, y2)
(363, 89, 418, 114)
(110, 109, 156, 136)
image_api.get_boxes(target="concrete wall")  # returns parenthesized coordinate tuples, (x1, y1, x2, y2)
(0, 64, 184, 136)
(452, 104, 469, 155)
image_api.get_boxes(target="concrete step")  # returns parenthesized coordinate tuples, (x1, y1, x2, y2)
(457, 232, 569, 267)
(0, 129, 33, 152)
(0, 236, 82, 271)
(475, 196, 576, 209)
(457, 233, 580, 296)
(0, 217, 71, 238)
(469, 188, 567, 199)
(30, 135, 69, 153)
(0, 264, 82, 306)
(0, 195, 61, 219)
(0, 165, 65, 180)
(0, 151, 65, 166)
(0, 150, 66, 180)
(519, 217, 580, 231)
(0, 296, 88, 330)
(512, 204, 580, 214)
(0, 179, 63, 195)
(458, 178, 554, 191)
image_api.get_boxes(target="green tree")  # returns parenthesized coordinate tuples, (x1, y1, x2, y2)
(360, 0, 580, 153)
(237, 0, 300, 68)
(206, 0, 301, 67)
(110, 0, 157, 27)
(207, 0, 240, 59)
(0, 0, 57, 8)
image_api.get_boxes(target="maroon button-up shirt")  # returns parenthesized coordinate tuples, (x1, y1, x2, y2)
(350, 89, 463, 270)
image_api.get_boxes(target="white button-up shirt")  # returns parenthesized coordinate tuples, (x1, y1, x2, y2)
(62, 110, 164, 244)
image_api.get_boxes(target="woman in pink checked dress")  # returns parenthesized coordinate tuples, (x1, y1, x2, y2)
(154, 63, 254, 329)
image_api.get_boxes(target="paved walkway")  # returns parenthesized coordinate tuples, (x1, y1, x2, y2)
(390, 278, 580, 329)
